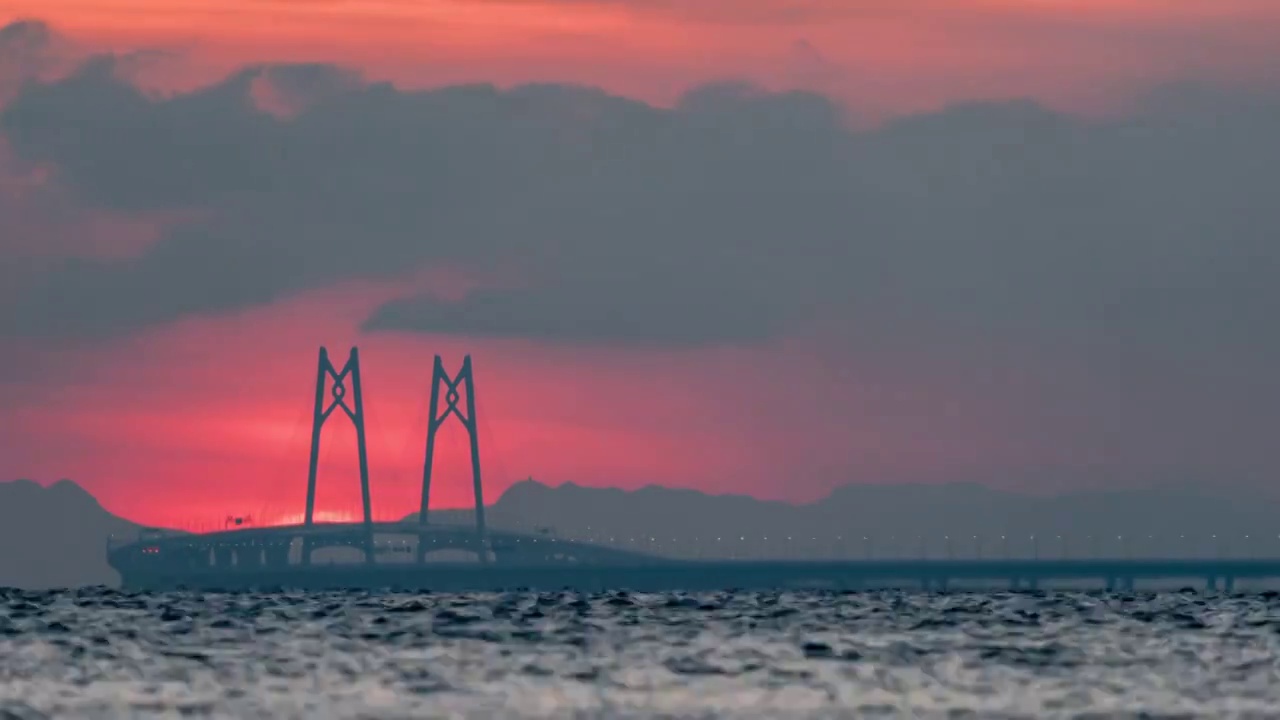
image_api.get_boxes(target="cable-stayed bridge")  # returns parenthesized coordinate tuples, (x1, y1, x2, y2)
(108, 348, 1280, 592)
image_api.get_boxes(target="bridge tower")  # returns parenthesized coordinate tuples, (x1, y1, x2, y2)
(419, 355, 488, 561)
(302, 346, 374, 564)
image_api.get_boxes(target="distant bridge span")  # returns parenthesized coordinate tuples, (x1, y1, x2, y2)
(110, 521, 661, 573)
(106, 348, 1280, 593)
(109, 524, 1280, 592)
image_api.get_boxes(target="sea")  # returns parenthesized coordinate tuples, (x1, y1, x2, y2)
(2, 588, 1279, 718)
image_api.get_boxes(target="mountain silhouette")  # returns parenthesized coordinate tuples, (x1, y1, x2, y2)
(4, 478, 1278, 588)
(0, 479, 140, 588)
(420, 479, 1279, 561)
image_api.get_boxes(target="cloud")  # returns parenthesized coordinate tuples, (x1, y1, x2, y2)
(0, 43, 1278, 363)
(248, 63, 364, 118)
(0, 19, 77, 104)
(362, 282, 788, 348)
(463, 0, 1280, 35)
(459, 0, 863, 26)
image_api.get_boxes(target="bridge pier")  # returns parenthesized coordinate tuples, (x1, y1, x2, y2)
(1207, 576, 1218, 592)
(214, 546, 235, 568)
(1224, 576, 1236, 593)
(172, 547, 205, 570)
(265, 546, 290, 569)
(244, 547, 263, 567)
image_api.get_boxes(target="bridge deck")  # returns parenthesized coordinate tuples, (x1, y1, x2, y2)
(109, 524, 1280, 592)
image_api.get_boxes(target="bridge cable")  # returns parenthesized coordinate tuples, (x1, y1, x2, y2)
(473, 391, 518, 533)
(445, 405, 467, 527)
(312, 404, 340, 522)
(359, 368, 432, 523)
(360, 374, 390, 522)
(258, 398, 314, 527)
(382, 372, 436, 523)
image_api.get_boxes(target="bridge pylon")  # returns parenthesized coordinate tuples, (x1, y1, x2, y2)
(302, 346, 374, 564)
(419, 355, 488, 561)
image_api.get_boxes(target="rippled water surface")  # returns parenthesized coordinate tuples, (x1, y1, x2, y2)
(3, 589, 1280, 718)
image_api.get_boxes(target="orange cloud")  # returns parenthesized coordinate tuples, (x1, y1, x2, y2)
(6, 0, 1278, 113)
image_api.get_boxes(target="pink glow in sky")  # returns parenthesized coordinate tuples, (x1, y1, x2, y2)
(1, 3, 1279, 527)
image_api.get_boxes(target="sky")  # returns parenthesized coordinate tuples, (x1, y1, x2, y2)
(1, 2, 1279, 528)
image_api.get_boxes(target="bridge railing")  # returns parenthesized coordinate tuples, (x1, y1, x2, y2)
(107, 526, 192, 552)
(122, 520, 1280, 564)
(487, 528, 1280, 562)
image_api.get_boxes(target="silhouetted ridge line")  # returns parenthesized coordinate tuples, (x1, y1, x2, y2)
(9, 475, 1280, 589)
(0, 478, 140, 589)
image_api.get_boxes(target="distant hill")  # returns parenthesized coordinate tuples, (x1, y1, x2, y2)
(4, 477, 1278, 588)
(0, 479, 141, 589)
(420, 479, 1280, 561)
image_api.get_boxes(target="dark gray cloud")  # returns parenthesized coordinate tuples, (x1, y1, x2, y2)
(0, 20, 54, 70)
(362, 282, 788, 348)
(1, 42, 1278, 360)
(0, 19, 73, 103)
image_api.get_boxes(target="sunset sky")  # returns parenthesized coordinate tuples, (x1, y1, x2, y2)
(2, 1, 1279, 529)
